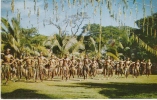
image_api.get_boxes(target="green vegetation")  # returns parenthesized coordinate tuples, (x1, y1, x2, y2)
(1, 75, 157, 99)
(1, 13, 157, 61)
(1, 0, 157, 99)
(1, 17, 48, 57)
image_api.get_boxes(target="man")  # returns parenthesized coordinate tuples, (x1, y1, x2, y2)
(10, 59, 18, 82)
(23, 54, 34, 81)
(77, 58, 83, 78)
(146, 59, 152, 77)
(89, 57, 98, 78)
(119, 58, 125, 77)
(115, 61, 121, 78)
(2, 48, 15, 84)
(32, 56, 38, 82)
(134, 60, 140, 78)
(48, 54, 57, 79)
(37, 52, 48, 82)
(83, 54, 91, 79)
(102, 58, 107, 78)
(131, 62, 136, 78)
(62, 54, 71, 80)
(110, 58, 116, 77)
(69, 56, 78, 79)
(16, 55, 24, 80)
(57, 57, 64, 77)
(106, 56, 112, 79)
(124, 57, 132, 78)
(1, 55, 4, 80)
(141, 59, 147, 75)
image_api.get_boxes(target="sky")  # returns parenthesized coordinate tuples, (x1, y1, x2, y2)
(1, 0, 157, 36)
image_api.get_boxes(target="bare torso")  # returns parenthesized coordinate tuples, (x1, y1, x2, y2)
(3, 54, 14, 64)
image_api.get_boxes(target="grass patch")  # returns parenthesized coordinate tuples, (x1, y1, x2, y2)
(1, 75, 157, 99)
(76, 82, 157, 98)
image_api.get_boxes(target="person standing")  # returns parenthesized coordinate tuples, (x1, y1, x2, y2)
(16, 55, 24, 80)
(2, 48, 15, 84)
(69, 56, 78, 79)
(134, 60, 140, 78)
(23, 54, 34, 81)
(119, 58, 125, 77)
(48, 54, 57, 79)
(82, 55, 91, 79)
(37, 52, 48, 82)
(62, 54, 71, 80)
(141, 59, 147, 75)
(146, 59, 152, 77)
(124, 57, 132, 78)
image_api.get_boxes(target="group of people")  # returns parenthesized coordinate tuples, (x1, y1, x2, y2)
(1, 48, 153, 84)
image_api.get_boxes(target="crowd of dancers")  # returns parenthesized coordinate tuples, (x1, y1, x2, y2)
(1, 48, 153, 84)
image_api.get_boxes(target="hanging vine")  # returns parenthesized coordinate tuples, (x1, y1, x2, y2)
(73, 0, 76, 6)
(55, 2, 58, 22)
(94, 6, 97, 16)
(53, 0, 55, 14)
(61, 0, 64, 12)
(99, 5, 102, 58)
(70, 20, 72, 27)
(68, 0, 71, 8)
(132, 34, 157, 56)
(17, 13, 21, 23)
(24, 0, 26, 10)
(91, 0, 94, 6)
(34, 0, 36, 14)
(87, 20, 91, 31)
(122, 0, 128, 9)
(28, 10, 31, 18)
(6, 11, 9, 20)
(37, 7, 39, 17)
(142, 0, 146, 33)
(79, 0, 82, 5)
(44, 0, 48, 17)
(150, 0, 153, 15)
(100, 6, 102, 17)
(11, 0, 14, 13)
(107, 0, 112, 14)
(44, 0, 48, 11)
(43, 20, 45, 27)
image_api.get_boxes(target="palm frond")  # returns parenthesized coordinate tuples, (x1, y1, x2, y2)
(70, 40, 85, 54)
(118, 42, 124, 49)
(106, 52, 119, 60)
(64, 37, 78, 51)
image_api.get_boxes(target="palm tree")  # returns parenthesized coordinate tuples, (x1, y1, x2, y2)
(1, 17, 21, 56)
(89, 36, 120, 60)
(1, 17, 38, 57)
(30, 34, 49, 56)
(44, 34, 85, 57)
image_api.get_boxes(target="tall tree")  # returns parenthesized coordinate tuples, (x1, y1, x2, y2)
(81, 24, 132, 59)
(135, 13, 157, 51)
(44, 34, 85, 57)
(1, 17, 21, 56)
(1, 17, 38, 57)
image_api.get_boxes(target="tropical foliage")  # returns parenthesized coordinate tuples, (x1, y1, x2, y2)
(128, 13, 157, 61)
(1, 13, 157, 61)
(44, 34, 85, 58)
(1, 17, 48, 57)
(81, 24, 134, 59)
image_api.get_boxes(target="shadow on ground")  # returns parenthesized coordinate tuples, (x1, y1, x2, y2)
(1, 89, 55, 99)
(74, 82, 157, 98)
